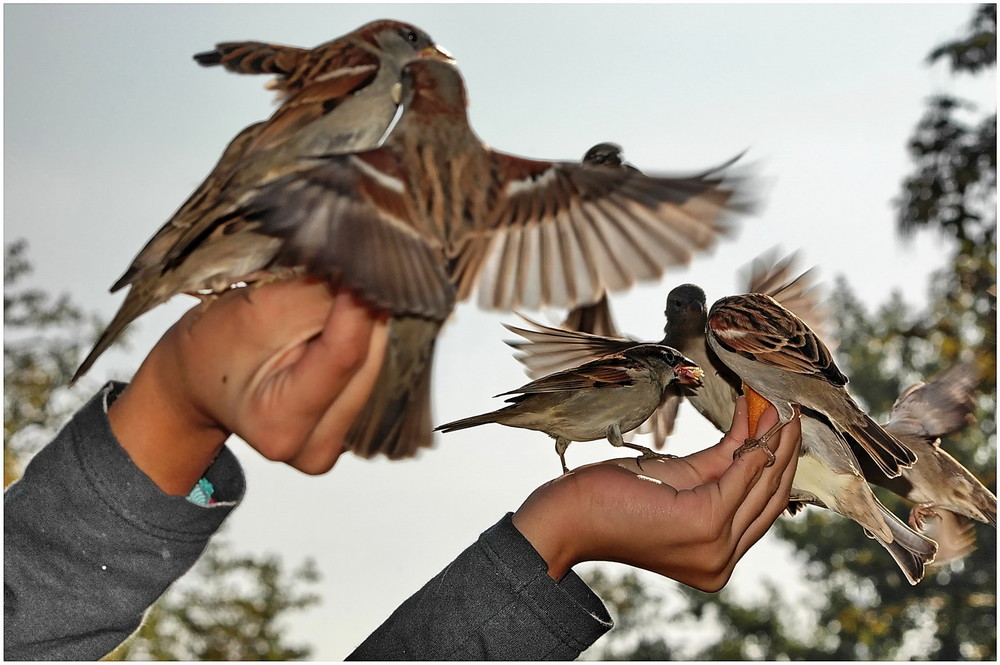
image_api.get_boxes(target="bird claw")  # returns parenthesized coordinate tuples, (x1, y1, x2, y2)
(634, 449, 677, 471)
(909, 503, 940, 531)
(733, 438, 776, 467)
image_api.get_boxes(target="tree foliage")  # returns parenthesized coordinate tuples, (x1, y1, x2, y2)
(3, 240, 104, 486)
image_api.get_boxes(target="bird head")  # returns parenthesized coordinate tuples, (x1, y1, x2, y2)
(630, 344, 704, 388)
(663, 283, 708, 334)
(582, 142, 626, 167)
(356, 20, 453, 63)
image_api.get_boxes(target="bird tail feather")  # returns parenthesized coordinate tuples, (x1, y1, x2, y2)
(845, 408, 917, 479)
(71, 289, 160, 385)
(345, 319, 440, 460)
(869, 503, 939, 585)
(434, 411, 498, 434)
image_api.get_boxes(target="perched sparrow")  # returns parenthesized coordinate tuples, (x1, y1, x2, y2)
(505, 249, 823, 446)
(230, 59, 756, 459)
(72, 20, 451, 384)
(706, 292, 915, 477)
(871, 361, 996, 529)
(435, 345, 704, 473)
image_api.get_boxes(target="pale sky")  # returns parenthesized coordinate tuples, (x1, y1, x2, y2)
(4, 3, 994, 659)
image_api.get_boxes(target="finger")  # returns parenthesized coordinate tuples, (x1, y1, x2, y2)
(712, 404, 787, 529)
(265, 288, 384, 419)
(727, 408, 803, 559)
(677, 396, 751, 483)
(285, 317, 389, 474)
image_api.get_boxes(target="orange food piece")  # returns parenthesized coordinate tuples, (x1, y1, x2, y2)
(743, 383, 771, 439)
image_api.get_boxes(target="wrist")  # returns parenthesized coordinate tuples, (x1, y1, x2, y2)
(512, 476, 586, 580)
(109, 341, 230, 496)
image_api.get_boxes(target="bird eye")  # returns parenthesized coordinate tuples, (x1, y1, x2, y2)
(402, 28, 418, 43)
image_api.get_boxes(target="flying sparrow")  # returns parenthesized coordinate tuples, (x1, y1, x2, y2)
(228, 58, 756, 459)
(557, 142, 644, 338)
(435, 344, 704, 473)
(72, 20, 452, 384)
(705, 292, 915, 477)
(871, 360, 996, 529)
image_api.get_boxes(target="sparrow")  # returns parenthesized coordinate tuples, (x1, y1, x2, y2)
(705, 292, 915, 477)
(435, 344, 704, 473)
(505, 249, 823, 447)
(72, 20, 452, 384)
(227, 58, 756, 459)
(870, 360, 996, 529)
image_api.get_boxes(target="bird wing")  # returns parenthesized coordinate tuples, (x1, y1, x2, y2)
(560, 293, 621, 338)
(887, 360, 980, 444)
(504, 313, 639, 379)
(707, 293, 846, 386)
(459, 151, 754, 312)
(244, 60, 380, 152)
(499, 353, 638, 397)
(740, 247, 832, 344)
(194, 41, 310, 86)
(634, 392, 683, 445)
(232, 150, 455, 319)
(110, 121, 266, 292)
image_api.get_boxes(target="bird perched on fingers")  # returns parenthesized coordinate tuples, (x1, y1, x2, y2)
(705, 292, 916, 476)
(505, 248, 823, 447)
(435, 345, 704, 473)
(72, 19, 453, 384)
(228, 58, 756, 459)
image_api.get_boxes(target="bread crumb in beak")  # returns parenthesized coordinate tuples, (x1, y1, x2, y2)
(678, 365, 704, 386)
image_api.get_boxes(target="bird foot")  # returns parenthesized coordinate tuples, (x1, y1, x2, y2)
(623, 444, 676, 471)
(733, 438, 776, 467)
(909, 503, 940, 531)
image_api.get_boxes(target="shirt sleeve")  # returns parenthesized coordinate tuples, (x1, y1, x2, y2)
(347, 512, 613, 660)
(3, 381, 246, 661)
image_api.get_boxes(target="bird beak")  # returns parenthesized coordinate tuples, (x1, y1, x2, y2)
(422, 44, 455, 63)
(676, 365, 704, 386)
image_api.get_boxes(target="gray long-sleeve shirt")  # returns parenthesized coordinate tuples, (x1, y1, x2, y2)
(5, 382, 612, 660)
